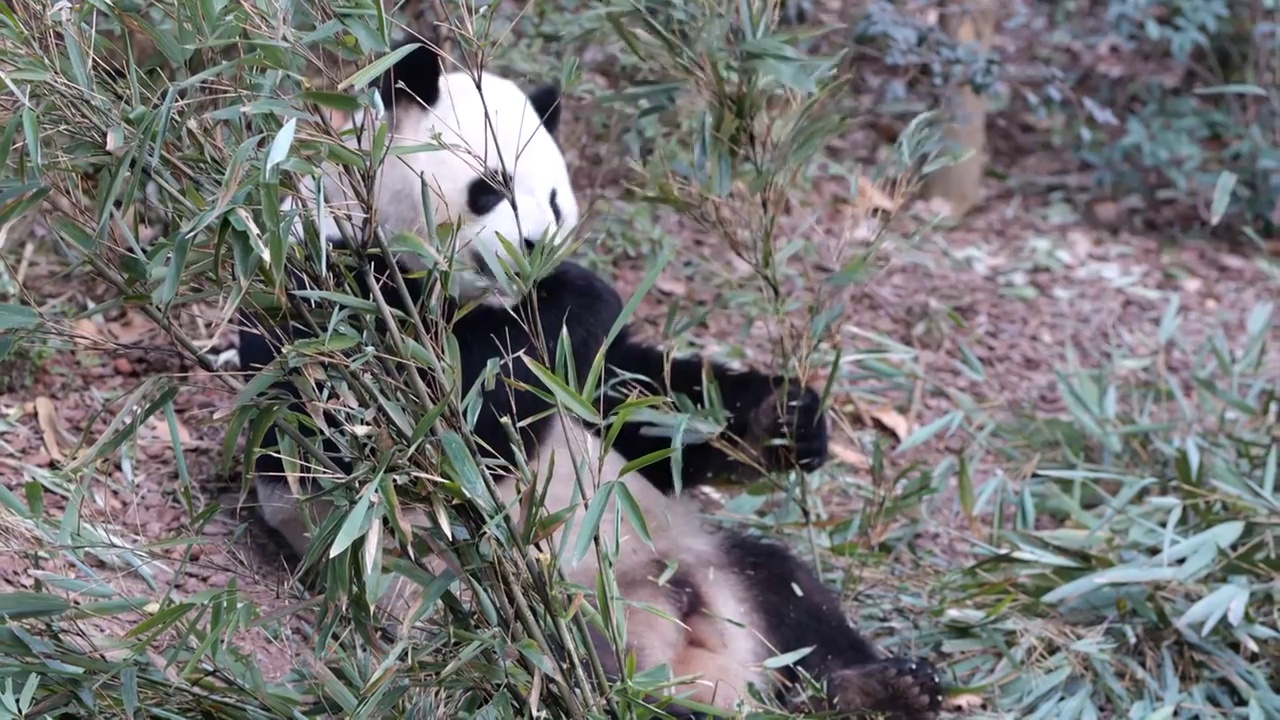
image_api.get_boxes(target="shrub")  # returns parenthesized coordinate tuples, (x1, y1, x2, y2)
(933, 299, 1279, 717)
(0, 0, 930, 716)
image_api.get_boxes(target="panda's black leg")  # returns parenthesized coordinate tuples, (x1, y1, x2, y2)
(722, 533, 943, 720)
(601, 331, 828, 495)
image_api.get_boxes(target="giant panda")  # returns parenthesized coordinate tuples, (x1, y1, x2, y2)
(236, 39, 944, 720)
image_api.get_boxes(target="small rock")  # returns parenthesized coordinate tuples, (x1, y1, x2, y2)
(112, 357, 133, 375)
(102, 493, 123, 513)
(1089, 200, 1122, 228)
(1179, 277, 1205, 294)
(654, 274, 687, 296)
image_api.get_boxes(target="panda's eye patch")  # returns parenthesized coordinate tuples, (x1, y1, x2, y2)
(467, 169, 514, 216)
(550, 189, 562, 225)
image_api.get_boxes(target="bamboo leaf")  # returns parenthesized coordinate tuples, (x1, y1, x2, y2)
(523, 357, 602, 425)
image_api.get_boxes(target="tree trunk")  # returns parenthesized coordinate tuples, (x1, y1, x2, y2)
(924, 0, 999, 218)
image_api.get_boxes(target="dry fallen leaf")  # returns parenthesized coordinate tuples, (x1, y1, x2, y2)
(1089, 199, 1123, 228)
(167, 415, 193, 445)
(34, 397, 65, 463)
(919, 196, 957, 220)
(853, 173, 897, 214)
(70, 318, 104, 347)
(105, 309, 157, 346)
(654, 273, 688, 296)
(867, 406, 912, 443)
(829, 442, 871, 469)
(138, 414, 198, 448)
(944, 693, 986, 713)
(321, 107, 351, 128)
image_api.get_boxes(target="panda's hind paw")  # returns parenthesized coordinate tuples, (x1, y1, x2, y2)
(827, 657, 944, 720)
(758, 382, 828, 473)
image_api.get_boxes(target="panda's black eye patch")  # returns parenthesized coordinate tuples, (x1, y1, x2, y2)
(550, 189, 562, 225)
(467, 170, 514, 216)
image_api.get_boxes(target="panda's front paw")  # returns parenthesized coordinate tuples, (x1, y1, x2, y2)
(757, 381, 828, 473)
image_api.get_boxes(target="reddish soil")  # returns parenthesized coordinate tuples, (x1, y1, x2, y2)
(2, 0, 1277, 682)
(4, 177, 1273, 678)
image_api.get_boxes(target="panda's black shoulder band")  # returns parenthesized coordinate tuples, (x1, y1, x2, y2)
(378, 37, 444, 109)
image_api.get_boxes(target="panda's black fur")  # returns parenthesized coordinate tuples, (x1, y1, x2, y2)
(236, 40, 943, 720)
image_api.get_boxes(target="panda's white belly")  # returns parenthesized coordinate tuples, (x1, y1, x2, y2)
(498, 416, 768, 708)
(269, 410, 769, 708)
(498, 416, 683, 581)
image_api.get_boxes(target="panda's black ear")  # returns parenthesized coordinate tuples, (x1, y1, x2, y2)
(527, 84, 562, 136)
(379, 39, 443, 109)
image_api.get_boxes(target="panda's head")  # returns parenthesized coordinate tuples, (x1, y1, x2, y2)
(303, 40, 580, 304)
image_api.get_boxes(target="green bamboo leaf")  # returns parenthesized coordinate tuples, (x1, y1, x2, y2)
(1176, 583, 1249, 636)
(584, 248, 672, 397)
(0, 182, 49, 228)
(342, 42, 421, 92)
(20, 106, 39, 172)
(291, 289, 380, 313)
(1156, 521, 1245, 564)
(571, 480, 619, 566)
(328, 487, 375, 559)
(529, 503, 577, 546)
(301, 90, 363, 114)
(1209, 171, 1236, 226)
(617, 448, 675, 479)
(1157, 294, 1181, 345)
(1245, 301, 1274, 339)
(259, 182, 285, 281)
(153, 233, 193, 309)
(1263, 443, 1276, 498)
(1042, 565, 1180, 605)
(265, 117, 298, 172)
(0, 592, 71, 620)
(441, 431, 494, 515)
(229, 361, 285, 409)
(763, 645, 814, 669)
(0, 303, 39, 331)
(20, 672, 40, 714)
(513, 638, 560, 676)
(1195, 83, 1268, 96)
(64, 378, 180, 474)
(1005, 546, 1086, 569)
(896, 410, 961, 454)
(523, 357, 602, 425)
(120, 667, 138, 718)
(613, 481, 653, 548)
(630, 408, 722, 444)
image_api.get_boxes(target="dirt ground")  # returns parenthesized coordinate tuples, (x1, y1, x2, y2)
(1, 1, 1277, 689)
(2, 180, 1274, 680)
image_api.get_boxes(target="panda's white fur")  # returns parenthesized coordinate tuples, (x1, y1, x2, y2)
(506, 418, 767, 706)
(252, 374, 767, 708)
(252, 39, 763, 707)
(286, 46, 578, 306)
(241, 39, 943, 720)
